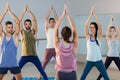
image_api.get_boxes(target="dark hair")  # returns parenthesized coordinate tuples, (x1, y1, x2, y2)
(5, 21, 13, 26)
(110, 26, 116, 31)
(49, 18, 55, 23)
(61, 26, 72, 43)
(24, 19, 32, 24)
(90, 22, 99, 46)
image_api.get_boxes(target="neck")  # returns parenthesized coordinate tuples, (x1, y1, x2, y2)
(26, 30, 31, 32)
(6, 33, 11, 38)
(91, 34, 95, 37)
(62, 39, 69, 44)
(91, 34, 96, 40)
(49, 27, 54, 29)
(63, 40, 70, 47)
(111, 35, 116, 38)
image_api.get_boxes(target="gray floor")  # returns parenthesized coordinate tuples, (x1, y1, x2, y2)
(3, 61, 120, 80)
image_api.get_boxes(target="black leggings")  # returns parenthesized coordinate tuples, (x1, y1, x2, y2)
(56, 71, 77, 80)
(97, 56, 120, 80)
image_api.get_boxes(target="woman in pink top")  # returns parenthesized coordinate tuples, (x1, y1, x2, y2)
(54, 5, 78, 80)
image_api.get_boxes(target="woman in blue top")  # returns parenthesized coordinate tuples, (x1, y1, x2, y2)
(80, 7, 109, 80)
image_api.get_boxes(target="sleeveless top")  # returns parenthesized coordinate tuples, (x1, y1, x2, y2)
(55, 42, 77, 72)
(86, 36, 102, 61)
(0, 35, 18, 67)
(46, 28, 54, 48)
(21, 30, 37, 56)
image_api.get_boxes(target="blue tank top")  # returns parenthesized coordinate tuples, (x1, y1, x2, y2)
(0, 35, 18, 67)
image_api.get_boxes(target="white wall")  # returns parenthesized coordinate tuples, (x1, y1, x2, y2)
(71, 0, 120, 16)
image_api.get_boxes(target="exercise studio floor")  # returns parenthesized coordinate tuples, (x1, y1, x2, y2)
(3, 61, 119, 80)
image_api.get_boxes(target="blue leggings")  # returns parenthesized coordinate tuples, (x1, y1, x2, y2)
(80, 60, 109, 80)
(12, 56, 48, 80)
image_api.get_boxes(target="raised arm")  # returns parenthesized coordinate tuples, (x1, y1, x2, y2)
(54, 6, 66, 51)
(27, 5, 37, 34)
(106, 16, 113, 41)
(117, 27, 120, 40)
(66, 6, 78, 54)
(112, 17, 120, 40)
(0, 3, 8, 36)
(8, 4, 20, 36)
(93, 8, 102, 39)
(45, 5, 53, 33)
(53, 8, 58, 22)
(84, 7, 93, 40)
(106, 16, 120, 40)
(19, 6, 27, 34)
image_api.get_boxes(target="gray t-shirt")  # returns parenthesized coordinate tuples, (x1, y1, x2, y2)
(107, 40, 119, 57)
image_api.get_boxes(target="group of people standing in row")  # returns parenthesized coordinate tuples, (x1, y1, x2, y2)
(0, 3, 119, 80)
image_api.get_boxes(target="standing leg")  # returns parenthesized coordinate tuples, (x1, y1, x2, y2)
(12, 56, 28, 80)
(18, 56, 29, 69)
(11, 67, 22, 80)
(0, 68, 8, 80)
(13, 73, 22, 80)
(38, 49, 54, 79)
(31, 56, 48, 80)
(113, 57, 120, 70)
(42, 49, 54, 69)
(80, 61, 93, 80)
(96, 60, 109, 80)
(0, 74, 5, 80)
(52, 48, 56, 60)
(97, 57, 112, 80)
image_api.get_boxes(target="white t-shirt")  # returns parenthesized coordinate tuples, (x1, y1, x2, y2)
(46, 28, 54, 48)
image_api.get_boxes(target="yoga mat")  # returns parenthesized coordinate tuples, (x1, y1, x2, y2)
(40, 77, 54, 80)
(22, 77, 55, 80)
(22, 77, 37, 80)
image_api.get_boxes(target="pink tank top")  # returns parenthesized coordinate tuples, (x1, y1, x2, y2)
(55, 42, 77, 72)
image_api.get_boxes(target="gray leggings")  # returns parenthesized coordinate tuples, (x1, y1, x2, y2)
(56, 71, 77, 80)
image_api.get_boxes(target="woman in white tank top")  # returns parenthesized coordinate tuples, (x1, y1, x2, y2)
(80, 7, 109, 80)
(97, 17, 120, 80)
